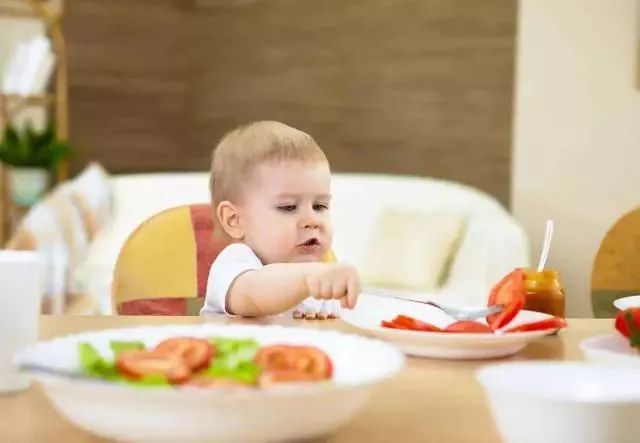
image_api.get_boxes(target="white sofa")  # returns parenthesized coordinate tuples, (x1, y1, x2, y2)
(73, 172, 531, 314)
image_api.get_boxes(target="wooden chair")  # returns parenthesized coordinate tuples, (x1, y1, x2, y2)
(591, 207, 640, 317)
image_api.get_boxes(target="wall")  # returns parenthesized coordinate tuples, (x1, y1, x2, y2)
(512, 0, 640, 316)
(64, 0, 516, 205)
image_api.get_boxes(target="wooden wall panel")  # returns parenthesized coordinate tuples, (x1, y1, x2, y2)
(64, 0, 193, 172)
(65, 0, 516, 205)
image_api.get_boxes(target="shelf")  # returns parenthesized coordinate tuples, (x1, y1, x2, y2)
(0, 1, 62, 20)
(2, 93, 54, 105)
(1, 0, 68, 247)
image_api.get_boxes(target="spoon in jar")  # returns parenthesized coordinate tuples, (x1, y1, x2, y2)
(536, 220, 554, 272)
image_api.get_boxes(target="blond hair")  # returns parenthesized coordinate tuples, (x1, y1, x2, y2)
(210, 121, 328, 207)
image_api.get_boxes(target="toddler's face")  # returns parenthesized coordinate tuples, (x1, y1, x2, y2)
(239, 161, 333, 264)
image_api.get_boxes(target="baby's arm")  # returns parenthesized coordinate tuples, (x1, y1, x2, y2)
(226, 262, 360, 317)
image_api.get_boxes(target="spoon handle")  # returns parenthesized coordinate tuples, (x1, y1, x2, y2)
(537, 220, 554, 272)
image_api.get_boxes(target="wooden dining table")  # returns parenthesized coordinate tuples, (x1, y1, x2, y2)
(0, 316, 612, 442)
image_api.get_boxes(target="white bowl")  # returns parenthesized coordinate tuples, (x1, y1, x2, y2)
(477, 362, 640, 443)
(340, 293, 560, 359)
(15, 324, 404, 443)
(613, 295, 640, 310)
(580, 333, 640, 367)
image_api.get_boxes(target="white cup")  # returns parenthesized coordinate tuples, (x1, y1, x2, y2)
(0, 250, 43, 393)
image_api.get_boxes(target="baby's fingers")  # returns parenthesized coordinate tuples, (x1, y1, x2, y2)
(346, 276, 361, 309)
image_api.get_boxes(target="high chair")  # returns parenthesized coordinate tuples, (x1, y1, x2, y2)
(112, 204, 229, 315)
(112, 203, 337, 315)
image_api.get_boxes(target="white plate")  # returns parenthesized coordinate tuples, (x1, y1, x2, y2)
(477, 362, 640, 443)
(580, 333, 640, 367)
(341, 293, 561, 359)
(613, 295, 640, 310)
(14, 324, 405, 443)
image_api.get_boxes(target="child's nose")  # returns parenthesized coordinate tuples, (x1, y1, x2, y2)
(303, 218, 321, 229)
(301, 213, 322, 229)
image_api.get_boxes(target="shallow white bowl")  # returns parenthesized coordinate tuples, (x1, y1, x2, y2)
(14, 324, 405, 443)
(580, 333, 640, 367)
(477, 362, 640, 443)
(613, 295, 640, 310)
(340, 293, 561, 359)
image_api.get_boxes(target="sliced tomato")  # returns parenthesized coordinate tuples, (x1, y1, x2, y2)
(504, 317, 567, 333)
(116, 350, 191, 384)
(444, 321, 493, 333)
(154, 337, 214, 371)
(258, 370, 319, 387)
(254, 345, 332, 381)
(381, 320, 409, 329)
(391, 315, 442, 332)
(486, 268, 526, 330)
(615, 308, 640, 348)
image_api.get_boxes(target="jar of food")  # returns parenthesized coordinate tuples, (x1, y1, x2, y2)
(523, 269, 565, 318)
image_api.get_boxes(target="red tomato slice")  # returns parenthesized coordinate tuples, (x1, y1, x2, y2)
(116, 350, 191, 384)
(504, 317, 567, 333)
(615, 308, 640, 348)
(444, 321, 493, 333)
(487, 268, 526, 330)
(154, 337, 214, 371)
(258, 370, 319, 387)
(381, 320, 409, 329)
(392, 315, 442, 332)
(254, 345, 332, 381)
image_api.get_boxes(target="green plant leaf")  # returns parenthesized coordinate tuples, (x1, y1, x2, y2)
(0, 122, 74, 169)
(5, 125, 19, 149)
(625, 310, 640, 348)
(201, 337, 261, 384)
(78, 342, 120, 379)
(78, 342, 170, 387)
(210, 337, 259, 358)
(109, 341, 145, 356)
(202, 359, 261, 384)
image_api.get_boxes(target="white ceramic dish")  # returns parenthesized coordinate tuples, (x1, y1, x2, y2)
(340, 293, 562, 359)
(613, 295, 640, 310)
(14, 324, 405, 443)
(580, 333, 640, 367)
(477, 362, 640, 443)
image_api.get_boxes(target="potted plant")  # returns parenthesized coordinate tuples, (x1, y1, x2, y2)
(0, 122, 74, 206)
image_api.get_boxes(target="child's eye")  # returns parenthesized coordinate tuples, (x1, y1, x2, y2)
(277, 205, 297, 212)
(313, 203, 329, 211)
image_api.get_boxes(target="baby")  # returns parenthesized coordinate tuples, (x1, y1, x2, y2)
(200, 121, 361, 318)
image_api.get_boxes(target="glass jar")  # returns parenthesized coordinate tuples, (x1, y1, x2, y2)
(523, 268, 565, 318)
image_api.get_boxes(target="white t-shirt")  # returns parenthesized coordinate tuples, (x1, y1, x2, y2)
(200, 243, 326, 316)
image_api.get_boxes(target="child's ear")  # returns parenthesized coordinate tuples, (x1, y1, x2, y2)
(217, 201, 244, 240)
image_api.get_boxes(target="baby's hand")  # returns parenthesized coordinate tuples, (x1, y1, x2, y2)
(305, 264, 361, 309)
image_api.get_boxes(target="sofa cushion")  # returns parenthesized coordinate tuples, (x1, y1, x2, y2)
(68, 162, 113, 240)
(361, 209, 467, 292)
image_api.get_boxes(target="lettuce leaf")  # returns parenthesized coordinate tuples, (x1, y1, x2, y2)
(203, 337, 261, 384)
(78, 337, 261, 386)
(210, 337, 259, 358)
(78, 342, 120, 379)
(110, 341, 145, 356)
(78, 342, 168, 386)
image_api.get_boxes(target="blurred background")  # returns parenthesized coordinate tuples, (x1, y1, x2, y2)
(1, 0, 639, 318)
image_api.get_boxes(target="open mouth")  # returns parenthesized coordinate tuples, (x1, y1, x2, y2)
(300, 238, 320, 247)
